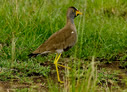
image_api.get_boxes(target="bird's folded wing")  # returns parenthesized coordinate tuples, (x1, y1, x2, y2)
(33, 28, 76, 54)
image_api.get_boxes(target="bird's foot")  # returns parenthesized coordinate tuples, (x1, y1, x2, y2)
(58, 80, 64, 83)
(57, 64, 71, 70)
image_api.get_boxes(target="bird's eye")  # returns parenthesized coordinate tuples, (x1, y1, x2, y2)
(73, 10, 75, 12)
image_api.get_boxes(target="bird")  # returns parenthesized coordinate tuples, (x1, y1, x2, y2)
(28, 6, 82, 83)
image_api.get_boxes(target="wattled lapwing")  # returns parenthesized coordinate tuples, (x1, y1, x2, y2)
(28, 6, 82, 83)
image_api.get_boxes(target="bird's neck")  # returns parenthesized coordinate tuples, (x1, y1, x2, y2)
(66, 17, 74, 25)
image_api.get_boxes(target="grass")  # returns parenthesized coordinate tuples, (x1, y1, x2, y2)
(47, 57, 97, 92)
(0, 0, 127, 91)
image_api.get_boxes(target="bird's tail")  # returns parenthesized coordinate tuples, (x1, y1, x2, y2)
(28, 53, 39, 58)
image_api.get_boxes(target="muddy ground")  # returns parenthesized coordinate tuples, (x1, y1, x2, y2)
(0, 60, 127, 92)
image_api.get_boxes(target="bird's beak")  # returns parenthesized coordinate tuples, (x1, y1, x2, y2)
(76, 10, 82, 16)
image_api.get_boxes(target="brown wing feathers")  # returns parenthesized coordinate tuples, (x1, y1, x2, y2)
(28, 27, 76, 58)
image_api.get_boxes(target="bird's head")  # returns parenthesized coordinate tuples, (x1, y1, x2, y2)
(67, 6, 82, 19)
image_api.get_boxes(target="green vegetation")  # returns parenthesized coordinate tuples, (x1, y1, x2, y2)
(0, 0, 127, 91)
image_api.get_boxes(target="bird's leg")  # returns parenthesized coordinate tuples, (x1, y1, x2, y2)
(54, 54, 71, 69)
(54, 53, 64, 83)
(54, 53, 58, 61)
